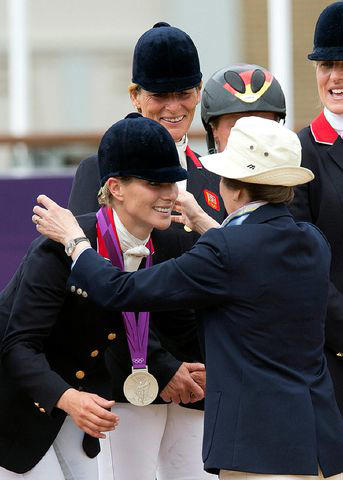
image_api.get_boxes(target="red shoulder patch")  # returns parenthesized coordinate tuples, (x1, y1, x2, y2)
(204, 190, 220, 212)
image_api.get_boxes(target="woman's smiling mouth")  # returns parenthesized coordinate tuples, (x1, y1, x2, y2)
(161, 115, 185, 124)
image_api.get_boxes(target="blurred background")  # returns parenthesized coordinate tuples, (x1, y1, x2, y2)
(0, 0, 331, 288)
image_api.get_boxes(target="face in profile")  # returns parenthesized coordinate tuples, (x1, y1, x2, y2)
(211, 111, 278, 153)
(131, 88, 201, 142)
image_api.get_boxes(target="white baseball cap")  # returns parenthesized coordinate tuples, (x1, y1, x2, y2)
(200, 116, 314, 187)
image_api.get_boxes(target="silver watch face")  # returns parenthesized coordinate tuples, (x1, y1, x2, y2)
(65, 239, 76, 256)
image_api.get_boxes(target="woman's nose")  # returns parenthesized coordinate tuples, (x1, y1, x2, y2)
(331, 64, 343, 82)
(165, 94, 180, 111)
(162, 184, 178, 200)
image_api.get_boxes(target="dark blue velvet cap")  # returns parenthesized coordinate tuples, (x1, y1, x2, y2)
(132, 22, 202, 92)
(308, 2, 343, 60)
(98, 113, 188, 185)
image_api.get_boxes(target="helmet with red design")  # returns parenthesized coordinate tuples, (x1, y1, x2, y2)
(201, 64, 286, 153)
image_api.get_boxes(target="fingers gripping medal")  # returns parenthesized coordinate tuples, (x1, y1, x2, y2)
(97, 207, 158, 406)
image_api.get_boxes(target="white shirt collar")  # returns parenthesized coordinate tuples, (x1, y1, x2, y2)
(324, 107, 343, 137)
(176, 135, 188, 190)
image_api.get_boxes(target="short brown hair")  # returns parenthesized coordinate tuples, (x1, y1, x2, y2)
(222, 177, 294, 204)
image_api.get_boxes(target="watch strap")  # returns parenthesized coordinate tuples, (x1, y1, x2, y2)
(74, 237, 90, 246)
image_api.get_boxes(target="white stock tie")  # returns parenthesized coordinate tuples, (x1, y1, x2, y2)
(112, 209, 150, 272)
(124, 245, 150, 272)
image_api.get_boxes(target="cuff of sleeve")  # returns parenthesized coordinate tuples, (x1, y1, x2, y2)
(71, 245, 92, 269)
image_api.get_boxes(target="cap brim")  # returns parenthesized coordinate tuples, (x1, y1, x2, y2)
(133, 71, 202, 93)
(101, 166, 188, 185)
(308, 47, 343, 61)
(200, 152, 314, 187)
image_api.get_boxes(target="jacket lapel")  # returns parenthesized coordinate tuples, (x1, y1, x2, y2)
(326, 139, 343, 206)
(186, 153, 208, 204)
(327, 138, 343, 173)
(77, 213, 98, 249)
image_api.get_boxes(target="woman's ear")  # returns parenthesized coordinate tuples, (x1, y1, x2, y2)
(130, 88, 141, 112)
(107, 178, 124, 201)
(233, 189, 241, 203)
(236, 187, 251, 204)
(195, 87, 201, 105)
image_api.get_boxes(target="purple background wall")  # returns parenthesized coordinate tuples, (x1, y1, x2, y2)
(0, 175, 73, 290)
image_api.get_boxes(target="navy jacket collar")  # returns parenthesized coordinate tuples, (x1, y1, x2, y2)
(243, 202, 292, 225)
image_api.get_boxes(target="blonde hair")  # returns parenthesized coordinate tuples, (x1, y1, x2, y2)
(97, 177, 133, 206)
(97, 181, 112, 206)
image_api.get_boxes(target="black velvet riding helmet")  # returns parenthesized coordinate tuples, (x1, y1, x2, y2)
(132, 22, 202, 92)
(308, 2, 343, 60)
(98, 113, 188, 185)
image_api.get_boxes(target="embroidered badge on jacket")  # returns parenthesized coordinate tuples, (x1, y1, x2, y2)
(204, 189, 220, 211)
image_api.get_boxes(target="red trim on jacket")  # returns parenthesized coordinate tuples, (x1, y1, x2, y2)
(310, 111, 339, 145)
(186, 146, 203, 169)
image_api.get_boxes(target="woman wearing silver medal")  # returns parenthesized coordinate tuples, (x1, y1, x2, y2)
(67, 21, 221, 480)
(33, 116, 343, 479)
(0, 114, 188, 479)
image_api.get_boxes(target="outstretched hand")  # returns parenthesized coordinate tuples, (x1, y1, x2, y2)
(57, 388, 119, 439)
(32, 194, 85, 246)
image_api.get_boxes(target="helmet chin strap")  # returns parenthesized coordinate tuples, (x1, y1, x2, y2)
(205, 127, 217, 154)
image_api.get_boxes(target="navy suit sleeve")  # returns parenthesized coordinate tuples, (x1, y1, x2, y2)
(0, 240, 72, 415)
(68, 156, 100, 215)
(68, 229, 230, 313)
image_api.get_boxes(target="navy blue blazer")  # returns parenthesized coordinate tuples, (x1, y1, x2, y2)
(68, 203, 343, 477)
(289, 112, 343, 414)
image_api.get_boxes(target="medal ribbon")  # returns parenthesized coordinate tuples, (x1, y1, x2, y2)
(96, 206, 153, 369)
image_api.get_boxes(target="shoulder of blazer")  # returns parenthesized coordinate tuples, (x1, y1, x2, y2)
(309, 111, 339, 146)
(243, 203, 292, 225)
(24, 215, 97, 270)
(298, 114, 343, 173)
(186, 146, 216, 179)
(186, 146, 203, 169)
(76, 213, 97, 249)
(79, 154, 99, 171)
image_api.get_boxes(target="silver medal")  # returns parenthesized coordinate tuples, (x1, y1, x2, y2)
(123, 367, 159, 406)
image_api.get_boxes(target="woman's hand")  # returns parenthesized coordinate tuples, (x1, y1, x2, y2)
(159, 362, 205, 404)
(57, 388, 119, 439)
(172, 190, 220, 234)
(32, 194, 85, 246)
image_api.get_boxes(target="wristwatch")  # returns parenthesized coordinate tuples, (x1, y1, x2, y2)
(65, 237, 90, 256)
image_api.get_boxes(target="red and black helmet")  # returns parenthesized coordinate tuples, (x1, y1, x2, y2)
(201, 64, 286, 153)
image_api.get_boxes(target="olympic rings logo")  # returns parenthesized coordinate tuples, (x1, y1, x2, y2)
(133, 358, 144, 364)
